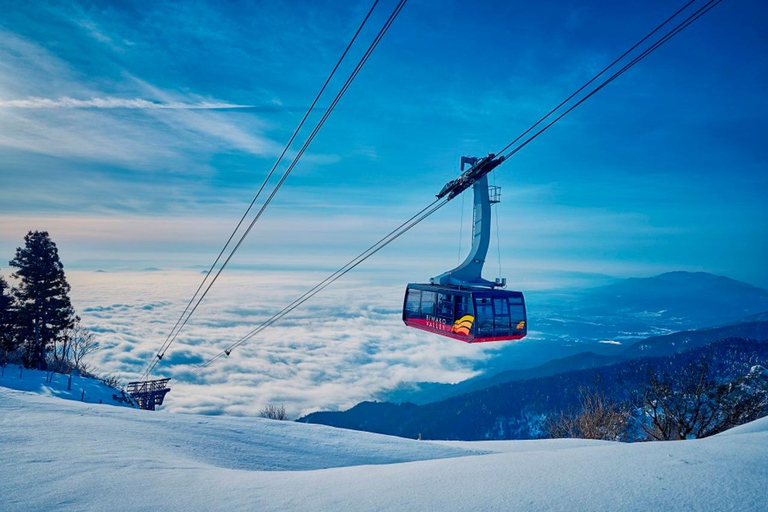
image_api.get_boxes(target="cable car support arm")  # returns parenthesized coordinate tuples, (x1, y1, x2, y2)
(431, 154, 506, 289)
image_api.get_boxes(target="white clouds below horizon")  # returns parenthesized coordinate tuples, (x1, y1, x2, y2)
(63, 270, 502, 418)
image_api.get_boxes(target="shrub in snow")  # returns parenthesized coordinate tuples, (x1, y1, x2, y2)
(637, 359, 768, 440)
(546, 388, 631, 441)
(260, 404, 288, 420)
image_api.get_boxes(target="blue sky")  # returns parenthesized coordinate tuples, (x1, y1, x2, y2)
(1, 0, 767, 288)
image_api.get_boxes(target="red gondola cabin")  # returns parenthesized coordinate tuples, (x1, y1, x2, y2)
(402, 283, 527, 343)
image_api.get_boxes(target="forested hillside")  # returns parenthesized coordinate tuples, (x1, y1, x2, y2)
(302, 337, 768, 440)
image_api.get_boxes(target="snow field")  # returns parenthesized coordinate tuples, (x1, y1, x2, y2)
(1, 385, 767, 511)
(0, 367, 135, 407)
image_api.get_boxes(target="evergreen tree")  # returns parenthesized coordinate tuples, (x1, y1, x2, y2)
(10, 231, 75, 368)
(0, 273, 16, 357)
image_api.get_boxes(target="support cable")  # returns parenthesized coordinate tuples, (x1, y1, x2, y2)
(493, 171, 502, 280)
(196, 197, 448, 369)
(146, 0, 380, 374)
(141, 0, 407, 380)
(493, 0, 697, 157)
(185, 0, 720, 372)
(457, 191, 465, 265)
(497, 0, 721, 160)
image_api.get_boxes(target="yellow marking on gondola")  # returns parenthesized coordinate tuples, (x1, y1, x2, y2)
(516, 320, 526, 330)
(452, 315, 474, 335)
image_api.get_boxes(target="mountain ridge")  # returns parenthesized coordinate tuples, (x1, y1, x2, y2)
(382, 271, 768, 404)
(301, 336, 768, 440)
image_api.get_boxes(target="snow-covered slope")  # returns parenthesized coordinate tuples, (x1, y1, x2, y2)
(1, 387, 767, 512)
(0, 367, 135, 407)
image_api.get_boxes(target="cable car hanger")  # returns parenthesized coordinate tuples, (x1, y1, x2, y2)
(434, 155, 506, 289)
(402, 155, 527, 343)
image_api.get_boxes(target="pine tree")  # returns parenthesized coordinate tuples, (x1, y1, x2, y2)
(0, 273, 16, 357)
(10, 231, 75, 368)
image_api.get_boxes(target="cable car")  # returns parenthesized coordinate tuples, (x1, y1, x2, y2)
(402, 155, 527, 343)
(403, 284, 526, 342)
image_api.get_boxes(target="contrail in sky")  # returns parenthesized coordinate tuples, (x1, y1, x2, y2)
(0, 97, 252, 109)
(0, 96, 323, 112)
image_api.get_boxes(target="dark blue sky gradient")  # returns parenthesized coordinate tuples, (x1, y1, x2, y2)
(0, 0, 766, 287)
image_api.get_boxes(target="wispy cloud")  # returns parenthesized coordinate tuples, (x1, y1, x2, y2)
(0, 97, 253, 109)
(0, 29, 282, 167)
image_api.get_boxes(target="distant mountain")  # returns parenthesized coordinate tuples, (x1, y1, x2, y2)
(385, 320, 768, 405)
(581, 271, 768, 328)
(622, 321, 768, 358)
(382, 272, 768, 404)
(301, 337, 768, 440)
(384, 351, 620, 405)
(735, 311, 768, 323)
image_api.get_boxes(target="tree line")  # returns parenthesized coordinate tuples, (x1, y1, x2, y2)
(546, 349, 768, 442)
(0, 231, 98, 372)
(299, 336, 768, 441)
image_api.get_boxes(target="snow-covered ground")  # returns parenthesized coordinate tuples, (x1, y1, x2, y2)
(1, 385, 767, 511)
(0, 367, 135, 407)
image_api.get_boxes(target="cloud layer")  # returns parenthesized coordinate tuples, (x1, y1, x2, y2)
(64, 270, 501, 418)
(0, 97, 252, 109)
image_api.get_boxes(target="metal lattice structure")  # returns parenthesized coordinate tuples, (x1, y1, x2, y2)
(126, 378, 171, 411)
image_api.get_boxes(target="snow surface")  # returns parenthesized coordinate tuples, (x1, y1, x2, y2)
(1, 386, 767, 511)
(0, 367, 135, 407)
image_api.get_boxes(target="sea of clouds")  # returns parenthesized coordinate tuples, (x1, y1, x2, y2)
(68, 270, 511, 418)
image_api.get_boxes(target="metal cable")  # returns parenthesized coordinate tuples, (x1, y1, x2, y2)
(167, 0, 720, 374)
(457, 191, 465, 265)
(196, 197, 448, 369)
(494, 0, 698, 157)
(142, 0, 408, 380)
(142, 1, 382, 381)
(493, 171, 502, 280)
(498, 0, 721, 161)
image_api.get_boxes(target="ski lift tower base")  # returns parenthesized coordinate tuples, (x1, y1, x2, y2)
(126, 378, 171, 411)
